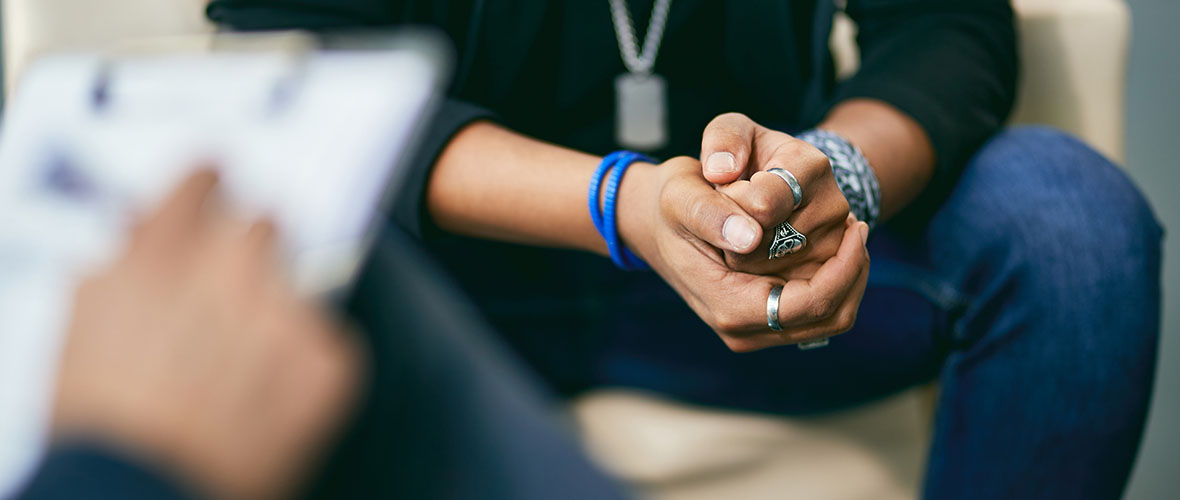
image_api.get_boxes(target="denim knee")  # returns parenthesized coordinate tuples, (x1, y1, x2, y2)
(964, 126, 1163, 263)
(920, 127, 1162, 500)
(946, 125, 1163, 356)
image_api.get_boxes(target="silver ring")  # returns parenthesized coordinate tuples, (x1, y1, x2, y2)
(767, 285, 783, 331)
(769, 220, 807, 259)
(798, 339, 830, 350)
(767, 168, 803, 210)
(769, 285, 831, 350)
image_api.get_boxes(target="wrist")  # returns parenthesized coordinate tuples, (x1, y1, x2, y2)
(796, 129, 882, 230)
(615, 161, 660, 265)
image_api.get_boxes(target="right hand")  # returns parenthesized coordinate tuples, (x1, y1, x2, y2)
(618, 157, 870, 353)
(52, 170, 361, 500)
(700, 112, 852, 280)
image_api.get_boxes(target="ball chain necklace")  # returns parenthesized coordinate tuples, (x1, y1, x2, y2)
(608, 0, 673, 151)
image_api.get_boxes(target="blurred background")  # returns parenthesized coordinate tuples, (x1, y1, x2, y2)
(1119, 0, 1180, 498)
(0, 0, 1175, 498)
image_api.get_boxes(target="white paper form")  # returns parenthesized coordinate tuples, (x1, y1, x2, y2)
(0, 46, 442, 497)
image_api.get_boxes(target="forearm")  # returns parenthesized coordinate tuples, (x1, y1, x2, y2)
(817, 99, 935, 221)
(426, 121, 622, 255)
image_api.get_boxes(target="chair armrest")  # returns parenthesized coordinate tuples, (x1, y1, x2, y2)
(1008, 0, 1130, 163)
(830, 0, 1130, 164)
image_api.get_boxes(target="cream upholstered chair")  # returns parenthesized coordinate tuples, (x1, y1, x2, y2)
(2, 1, 1130, 498)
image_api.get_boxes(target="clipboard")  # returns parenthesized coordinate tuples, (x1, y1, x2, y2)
(0, 32, 449, 497)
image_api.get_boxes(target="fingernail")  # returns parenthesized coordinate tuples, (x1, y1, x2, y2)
(858, 223, 869, 245)
(722, 215, 758, 251)
(705, 152, 738, 174)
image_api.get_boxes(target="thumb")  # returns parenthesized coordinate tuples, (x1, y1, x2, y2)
(700, 113, 757, 185)
(672, 176, 763, 254)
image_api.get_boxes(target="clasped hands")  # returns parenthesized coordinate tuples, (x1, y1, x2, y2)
(618, 113, 870, 352)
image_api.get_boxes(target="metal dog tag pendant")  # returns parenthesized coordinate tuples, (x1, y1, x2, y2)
(615, 72, 668, 151)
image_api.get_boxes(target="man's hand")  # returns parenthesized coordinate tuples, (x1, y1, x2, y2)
(618, 158, 869, 352)
(699, 113, 852, 279)
(52, 171, 361, 500)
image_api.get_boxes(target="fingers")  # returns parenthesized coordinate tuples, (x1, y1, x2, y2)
(734, 248, 869, 350)
(215, 216, 284, 300)
(667, 170, 763, 254)
(126, 169, 286, 301)
(713, 173, 851, 276)
(127, 169, 219, 263)
(701, 113, 759, 184)
(153, 169, 220, 229)
(709, 220, 868, 352)
(752, 136, 831, 187)
(717, 170, 799, 229)
(701, 112, 832, 205)
(835, 243, 871, 331)
(244, 218, 279, 263)
(774, 220, 870, 329)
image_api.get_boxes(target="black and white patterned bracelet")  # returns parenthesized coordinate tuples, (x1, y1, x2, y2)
(796, 129, 882, 231)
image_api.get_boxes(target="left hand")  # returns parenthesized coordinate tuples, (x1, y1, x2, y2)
(698, 112, 851, 279)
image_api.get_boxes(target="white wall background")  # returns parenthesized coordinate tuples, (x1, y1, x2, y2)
(1122, 0, 1180, 498)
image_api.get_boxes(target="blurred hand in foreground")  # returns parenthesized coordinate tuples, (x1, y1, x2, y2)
(52, 170, 362, 500)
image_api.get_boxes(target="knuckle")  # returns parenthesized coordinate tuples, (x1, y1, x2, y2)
(685, 197, 717, 226)
(833, 197, 851, 221)
(657, 176, 677, 202)
(658, 178, 684, 217)
(713, 319, 742, 336)
(834, 309, 858, 333)
(808, 295, 837, 321)
(788, 141, 829, 167)
(659, 157, 698, 179)
(746, 194, 776, 222)
(803, 146, 831, 169)
(813, 194, 850, 226)
(721, 336, 757, 353)
(710, 310, 747, 335)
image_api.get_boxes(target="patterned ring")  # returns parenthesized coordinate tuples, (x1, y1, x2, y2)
(769, 220, 807, 259)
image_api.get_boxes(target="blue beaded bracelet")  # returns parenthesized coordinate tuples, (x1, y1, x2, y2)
(588, 151, 654, 270)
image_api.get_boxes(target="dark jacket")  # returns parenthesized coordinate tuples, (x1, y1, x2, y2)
(206, 0, 1019, 234)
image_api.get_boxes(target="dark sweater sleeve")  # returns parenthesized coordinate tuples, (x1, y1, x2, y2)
(17, 445, 198, 500)
(835, 0, 1018, 223)
(206, 0, 496, 238)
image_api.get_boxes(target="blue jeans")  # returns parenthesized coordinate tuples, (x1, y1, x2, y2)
(430, 126, 1164, 499)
